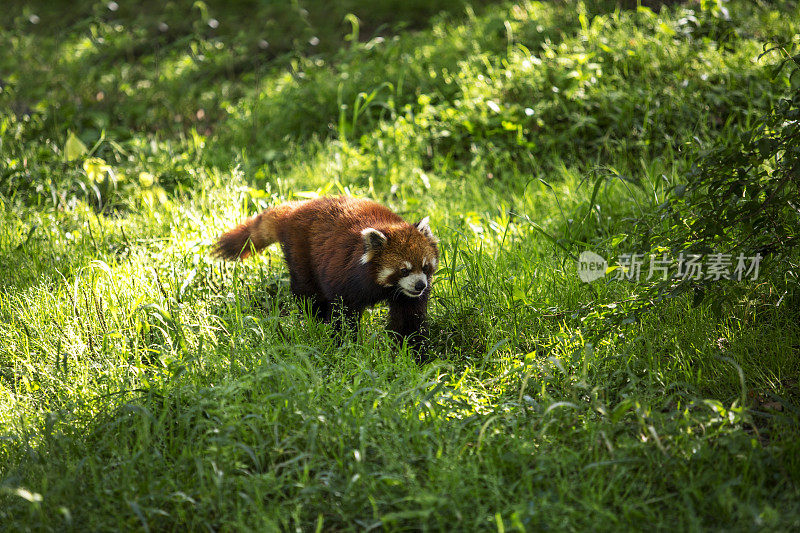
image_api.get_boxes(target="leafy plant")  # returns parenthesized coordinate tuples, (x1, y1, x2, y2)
(623, 41, 800, 309)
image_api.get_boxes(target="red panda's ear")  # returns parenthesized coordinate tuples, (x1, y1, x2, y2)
(360, 228, 387, 264)
(416, 217, 438, 243)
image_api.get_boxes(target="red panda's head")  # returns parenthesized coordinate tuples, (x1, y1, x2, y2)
(360, 217, 439, 297)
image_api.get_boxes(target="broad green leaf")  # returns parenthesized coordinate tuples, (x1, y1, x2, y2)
(610, 234, 628, 247)
(64, 131, 88, 162)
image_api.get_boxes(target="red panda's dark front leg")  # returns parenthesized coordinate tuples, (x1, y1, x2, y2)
(387, 293, 430, 362)
(310, 297, 333, 323)
(287, 267, 332, 323)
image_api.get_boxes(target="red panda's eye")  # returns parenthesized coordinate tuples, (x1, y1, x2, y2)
(400, 267, 410, 276)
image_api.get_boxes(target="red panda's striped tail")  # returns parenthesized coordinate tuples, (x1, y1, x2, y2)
(213, 202, 299, 260)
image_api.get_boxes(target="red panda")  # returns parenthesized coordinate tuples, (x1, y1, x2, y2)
(214, 196, 439, 358)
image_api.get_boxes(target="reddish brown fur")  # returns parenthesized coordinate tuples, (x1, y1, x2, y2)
(214, 202, 299, 260)
(214, 196, 439, 360)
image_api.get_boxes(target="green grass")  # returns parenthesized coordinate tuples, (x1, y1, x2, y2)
(2, 0, 800, 530)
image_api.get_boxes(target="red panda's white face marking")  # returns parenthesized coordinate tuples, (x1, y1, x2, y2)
(365, 219, 439, 296)
(376, 252, 438, 296)
(422, 256, 437, 271)
(376, 262, 432, 296)
(376, 266, 395, 286)
(398, 271, 428, 297)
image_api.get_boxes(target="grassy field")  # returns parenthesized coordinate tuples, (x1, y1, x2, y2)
(1, 0, 800, 530)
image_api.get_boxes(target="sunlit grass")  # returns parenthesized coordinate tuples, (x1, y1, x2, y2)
(1, 0, 799, 530)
